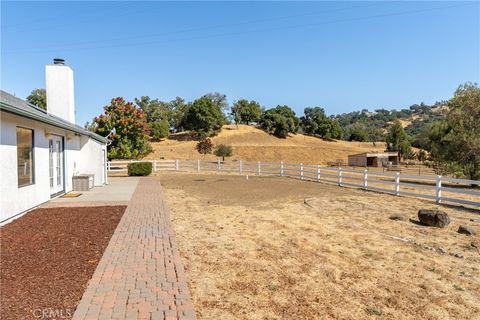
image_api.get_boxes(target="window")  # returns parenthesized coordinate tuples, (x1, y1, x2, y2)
(17, 127, 34, 187)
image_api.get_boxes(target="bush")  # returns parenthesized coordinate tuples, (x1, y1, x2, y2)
(214, 144, 233, 161)
(196, 138, 214, 156)
(127, 162, 153, 176)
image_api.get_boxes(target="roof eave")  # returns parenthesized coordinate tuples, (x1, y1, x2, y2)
(0, 102, 107, 144)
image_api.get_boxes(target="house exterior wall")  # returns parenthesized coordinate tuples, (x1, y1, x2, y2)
(0, 112, 106, 222)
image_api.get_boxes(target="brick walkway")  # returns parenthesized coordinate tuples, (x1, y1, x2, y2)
(73, 177, 196, 320)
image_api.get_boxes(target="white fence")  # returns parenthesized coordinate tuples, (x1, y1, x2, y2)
(108, 160, 480, 208)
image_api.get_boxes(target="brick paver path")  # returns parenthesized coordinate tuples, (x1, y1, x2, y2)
(73, 177, 196, 320)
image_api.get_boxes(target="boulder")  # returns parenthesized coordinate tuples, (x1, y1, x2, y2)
(457, 225, 476, 236)
(418, 209, 450, 228)
(389, 213, 407, 221)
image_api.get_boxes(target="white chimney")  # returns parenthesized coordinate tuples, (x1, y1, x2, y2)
(45, 58, 76, 124)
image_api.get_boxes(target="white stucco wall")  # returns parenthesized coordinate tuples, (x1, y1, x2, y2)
(75, 136, 106, 187)
(0, 111, 106, 221)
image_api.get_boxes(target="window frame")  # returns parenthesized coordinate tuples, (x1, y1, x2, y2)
(16, 126, 35, 188)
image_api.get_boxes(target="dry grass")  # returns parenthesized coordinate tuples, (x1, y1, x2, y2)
(159, 173, 480, 320)
(145, 125, 386, 165)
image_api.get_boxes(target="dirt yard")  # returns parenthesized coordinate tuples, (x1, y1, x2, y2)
(159, 173, 480, 320)
(0, 206, 126, 320)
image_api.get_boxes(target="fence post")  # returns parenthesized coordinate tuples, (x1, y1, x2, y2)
(280, 161, 284, 177)
(239, 160, 243, 174)
(338, 167, 343, 186)
(217, 159, 220, 173)
(175, 159, 179, 171)
(363, 169, 368, 189)
(436, 176, 442, 203)
(317, 165, 321, 182)
(257, 161, 261, 175)
(153, 160, 157, 172)
(395, 172, 400, 196)
(197, 159, 200, 173)
(300, 163, 304, 180)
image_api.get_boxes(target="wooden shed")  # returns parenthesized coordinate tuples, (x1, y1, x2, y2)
(348, 152, 399, 167)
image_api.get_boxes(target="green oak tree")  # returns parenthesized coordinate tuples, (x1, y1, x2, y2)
(26, 89, 47, 110)
(259, 105, 299, 138)
(429, 83, 480, 179)
(183, 95, 227, 137)
(385, 119, 412, 160)
(231, 99, 262, 125)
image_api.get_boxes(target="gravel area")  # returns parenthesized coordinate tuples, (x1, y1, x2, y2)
(0, 206, 126, 320)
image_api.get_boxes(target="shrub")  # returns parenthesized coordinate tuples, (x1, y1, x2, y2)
(196, 138, 214, 156)
(214, 144, 233, 161)
(127, 162, 153, 176)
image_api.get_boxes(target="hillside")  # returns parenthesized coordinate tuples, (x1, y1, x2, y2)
(145, 125, 386, 165)
(335, 102, 447, 143)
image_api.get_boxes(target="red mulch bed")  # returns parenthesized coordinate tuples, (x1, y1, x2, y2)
(0, 206, 126, 320)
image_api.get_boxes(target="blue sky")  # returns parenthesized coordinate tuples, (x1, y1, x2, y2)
(1, 1, 479, 126)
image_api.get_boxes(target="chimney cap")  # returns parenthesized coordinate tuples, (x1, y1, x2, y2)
(53, 58, 65, 65)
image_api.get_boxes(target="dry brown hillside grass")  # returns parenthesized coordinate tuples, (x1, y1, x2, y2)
(146, 125, 385, 165)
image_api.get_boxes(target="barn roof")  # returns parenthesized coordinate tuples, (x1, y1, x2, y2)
(348, 152, 399, 157)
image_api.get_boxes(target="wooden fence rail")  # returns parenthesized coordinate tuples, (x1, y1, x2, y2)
(108, 159, 480, 208)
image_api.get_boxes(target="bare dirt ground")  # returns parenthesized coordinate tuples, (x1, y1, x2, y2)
(146, 125, 386, 165)
(159, 173, 480, 320)
(0, 206, 126, 320)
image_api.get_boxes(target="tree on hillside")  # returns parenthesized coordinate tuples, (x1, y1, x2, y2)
(93, 97, 151, 159)
(170, 97, 189, 132)
(231, 99, 262, 125)
(344, 123, 369, 142)
(26, 88, 47, 110)
(134, 96, 172, 123)
(196, 138, 214, 157)
(300, 107, 342, 139)
(429, 83, 480, 179)
(385, 119, 412, 159)
(135, 96, 172, 140)
(259, 105, 299, 138)
(183, 96, 227, 137)
(205, 92, 229, 112)
(214, 144, 233, 161)
(149, 120, 170, 140)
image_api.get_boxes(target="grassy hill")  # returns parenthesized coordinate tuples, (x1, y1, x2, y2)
(145, 125, 386, 165)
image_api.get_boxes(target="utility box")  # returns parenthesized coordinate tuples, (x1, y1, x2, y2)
(72, 174, 94, 191)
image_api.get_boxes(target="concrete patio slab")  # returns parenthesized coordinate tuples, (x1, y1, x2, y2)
(41, 177, 140, 207)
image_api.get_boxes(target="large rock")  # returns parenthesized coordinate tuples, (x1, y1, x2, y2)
(458, 225, 476, 236)
(418, 209, 450, 228)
